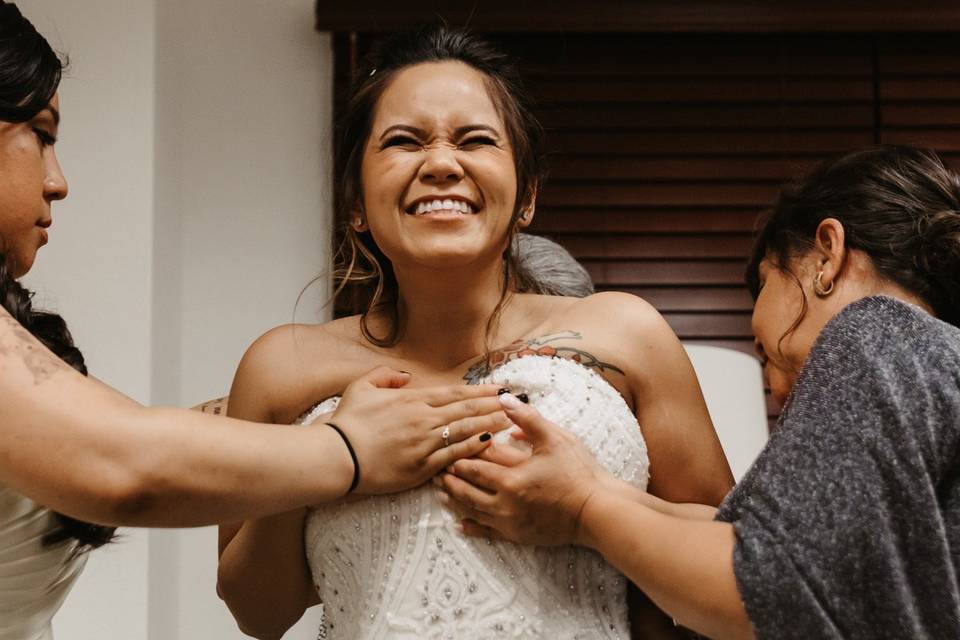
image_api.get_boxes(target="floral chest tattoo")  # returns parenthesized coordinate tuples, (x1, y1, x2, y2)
(462, 330, 624, 384)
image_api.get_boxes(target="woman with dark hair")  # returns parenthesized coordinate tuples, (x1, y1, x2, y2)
(0, 5, 505, 638)
(218, 25, 732, 639)
(442, 145, 960, 639)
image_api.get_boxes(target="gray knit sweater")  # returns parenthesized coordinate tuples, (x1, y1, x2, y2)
(715, 296, 960, 639)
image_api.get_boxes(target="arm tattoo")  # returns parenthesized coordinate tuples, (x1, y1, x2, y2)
(0, 313, 68, 385)
(193, 396, 228, 415)
(463, 330, 625, 384)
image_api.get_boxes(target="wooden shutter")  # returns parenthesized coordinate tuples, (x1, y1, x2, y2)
(330, 29, 959, 428)
(879, 34, 960, 166)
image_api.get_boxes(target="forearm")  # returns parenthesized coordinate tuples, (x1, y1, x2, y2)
(0, 369, 353, 526)
(218, 512, 315, 639)
(603, 476, 718, 520)
(578, 491, 753, 640)
(108, 407, 354, 526)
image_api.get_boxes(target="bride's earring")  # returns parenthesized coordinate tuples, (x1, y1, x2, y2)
(353, 217, 367, 232)
(814, 271, 834, 297)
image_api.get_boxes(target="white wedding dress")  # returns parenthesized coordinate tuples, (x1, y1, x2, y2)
(300, 355, 650, 639)
(0, 488, 86, 640)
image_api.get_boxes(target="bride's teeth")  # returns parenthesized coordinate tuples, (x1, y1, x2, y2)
(411, 199, 476, 215)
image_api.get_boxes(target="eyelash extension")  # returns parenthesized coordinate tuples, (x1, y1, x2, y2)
(32, 127, 56, 147)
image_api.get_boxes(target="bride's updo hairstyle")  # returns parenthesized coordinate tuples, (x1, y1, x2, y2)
(333, 24, 547, 346)
(0, 1, 114, 548)
(747, 145, 960, 329)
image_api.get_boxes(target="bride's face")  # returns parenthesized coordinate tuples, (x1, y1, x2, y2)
(0, 93, 67, 277)
(357, 61, 522, 272)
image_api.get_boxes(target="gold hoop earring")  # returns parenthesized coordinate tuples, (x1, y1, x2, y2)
(814, 271, 834, 297)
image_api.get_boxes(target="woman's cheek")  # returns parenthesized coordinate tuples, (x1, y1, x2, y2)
(766, 365, 795, 408)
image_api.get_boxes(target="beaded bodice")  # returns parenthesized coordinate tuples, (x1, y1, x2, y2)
(0, 487, 86, 640)
(300, 355, 649, 639)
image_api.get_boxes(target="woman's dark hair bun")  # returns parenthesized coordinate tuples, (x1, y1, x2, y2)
(916, 207, 960, 324)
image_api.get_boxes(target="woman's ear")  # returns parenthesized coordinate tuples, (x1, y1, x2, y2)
(517, 189, 537, 229)
(813, 218, 847, 293)
(350, 203, 368, 232)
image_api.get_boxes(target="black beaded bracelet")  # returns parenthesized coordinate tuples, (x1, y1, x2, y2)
(325, 422, 360, 494)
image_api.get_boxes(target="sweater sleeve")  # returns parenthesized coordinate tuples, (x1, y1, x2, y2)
(716, 298, 960, 640)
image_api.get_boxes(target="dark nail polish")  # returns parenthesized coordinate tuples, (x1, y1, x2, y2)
(516, 393, 529, 404)
(497, 388, 511, 395)
(479, 432, 491, 442)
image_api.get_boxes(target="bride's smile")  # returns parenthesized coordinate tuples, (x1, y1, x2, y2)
(358, 60, 526, 270)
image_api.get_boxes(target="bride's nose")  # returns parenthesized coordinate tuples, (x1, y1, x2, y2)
(418, 146, 464, 184)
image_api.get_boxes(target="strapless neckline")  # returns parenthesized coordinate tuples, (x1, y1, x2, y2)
(299, 355, 649, 639)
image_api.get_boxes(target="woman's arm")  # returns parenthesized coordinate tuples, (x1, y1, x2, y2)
(216, 328, 326, 638)
(441, 396, 753, 640)
(602, 474, 718, 521)
(578, 489, 751, 640)
(0, 308, 504, 527)
(0, 308, 357, 526)
(606, 293, 734, 505)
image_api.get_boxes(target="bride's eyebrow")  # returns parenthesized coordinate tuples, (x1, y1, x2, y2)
(454, 124, 501, 139)
(379, 124, 425, 140)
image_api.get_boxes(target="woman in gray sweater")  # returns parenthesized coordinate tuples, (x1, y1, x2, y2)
(439, 145, 960, 639)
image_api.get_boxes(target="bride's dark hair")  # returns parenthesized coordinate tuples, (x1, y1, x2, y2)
(0, 1, 115, 548)
(333, 24, 547, 346)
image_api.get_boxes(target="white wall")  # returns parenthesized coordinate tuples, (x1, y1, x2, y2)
(21, 1, 332, 638)
(683, 345, 768, 481)
(22, 2, 158, 638)
(150, 3, 331, 638)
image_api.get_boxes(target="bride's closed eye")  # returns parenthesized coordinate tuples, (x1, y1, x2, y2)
(458, 135, 499, 150)
(381, 135, 421, 150)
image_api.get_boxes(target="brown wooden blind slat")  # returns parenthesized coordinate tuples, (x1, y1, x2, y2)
(333, 31, 960, 430)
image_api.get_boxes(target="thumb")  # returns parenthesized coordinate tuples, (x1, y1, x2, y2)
(498, 393, 557, 445)
(355, 365, 412, 390)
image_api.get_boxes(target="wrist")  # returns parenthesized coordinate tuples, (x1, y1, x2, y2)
(314, 424, 355, 499)
(574, 481, 625, 553)
(599, 472, 636, 500)
(572, 477, 608, 548)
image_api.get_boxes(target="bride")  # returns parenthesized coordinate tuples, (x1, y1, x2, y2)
(217, 25, 734, 639)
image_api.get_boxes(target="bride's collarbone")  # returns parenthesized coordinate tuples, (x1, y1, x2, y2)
(292, 320, 635, 400)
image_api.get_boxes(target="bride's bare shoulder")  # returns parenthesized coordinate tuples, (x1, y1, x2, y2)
(228, 316, 370, 423)
(521, 291, 665, 334)
(557, 292, 669, 336)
